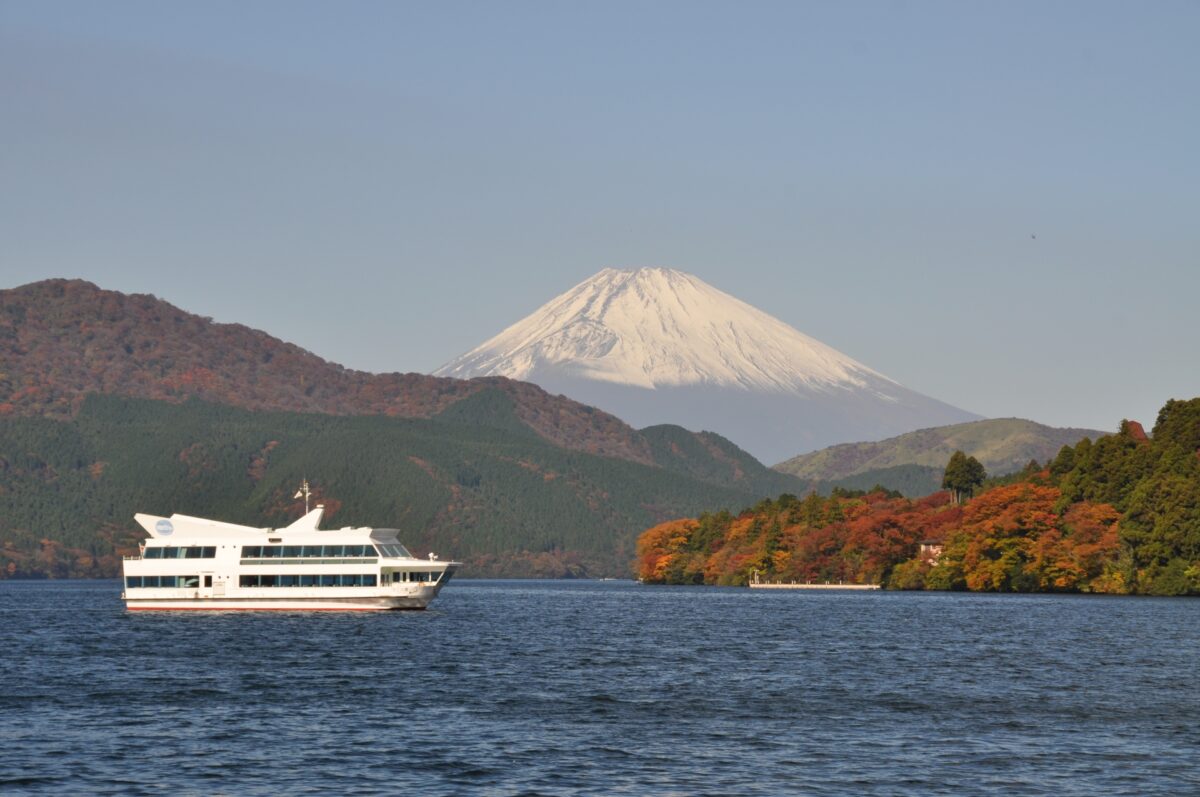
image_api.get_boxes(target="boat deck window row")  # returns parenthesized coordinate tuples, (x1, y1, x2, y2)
(241, 544, 382, 558)
(392, 571, 437, 583)
(127, 576, 202, 588)
(143, 546, 217, 559)
(239, 574, 379, 587)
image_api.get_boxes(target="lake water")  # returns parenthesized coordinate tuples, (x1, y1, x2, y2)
(1, 580, 1197, 795)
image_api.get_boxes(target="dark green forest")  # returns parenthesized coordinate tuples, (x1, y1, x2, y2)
(0, 392, 801, 579)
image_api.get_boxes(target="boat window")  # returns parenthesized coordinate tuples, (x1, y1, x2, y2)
(204, 575, 212, 588)
(228, 573, 383, 588)
(242, 546, 261, 558)
(283, 545, 302, 557)
(326, 545, 346, 557)
(300, 546, 320, 557)
(182, 576, 200, 588)
(143, 547, 163, 559)
(126, 576, 139, 588)
(202, 547, 216, 558)
(162, 547, 179, 558)
(261, 546, 281, 558)
(185, 547, 203, 559)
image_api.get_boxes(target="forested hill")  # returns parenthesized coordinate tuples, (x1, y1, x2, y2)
(775, 418, 1108, 486)
(0, 394, 801, 579)
(0, 279, 800, 493)
(640, 398, 1200, 595)
(0, 279, 630, 464)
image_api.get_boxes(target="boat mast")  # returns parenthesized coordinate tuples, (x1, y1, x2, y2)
(294, 478, 312, 514)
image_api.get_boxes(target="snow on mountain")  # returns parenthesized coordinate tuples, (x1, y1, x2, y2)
(436, 267, 980, 463)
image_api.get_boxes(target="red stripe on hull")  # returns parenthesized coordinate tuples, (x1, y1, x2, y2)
(126, 606, 424, 612)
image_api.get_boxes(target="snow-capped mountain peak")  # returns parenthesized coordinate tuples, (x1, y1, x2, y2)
(436, 267, 892, 394)
(435, 267, 978, 462)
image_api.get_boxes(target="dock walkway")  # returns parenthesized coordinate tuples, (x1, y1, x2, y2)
(749, 581, 881, 590)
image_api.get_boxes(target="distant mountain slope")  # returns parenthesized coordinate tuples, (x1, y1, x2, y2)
(435, 267, 979, 462)
(0, 279, 651, 461)
(776, 418, 1108, 482)
(0, 279, 797, 493)
(0, 394, 802, 579)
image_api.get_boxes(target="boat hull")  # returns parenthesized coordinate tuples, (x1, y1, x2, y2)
(123, 585, 448, 611)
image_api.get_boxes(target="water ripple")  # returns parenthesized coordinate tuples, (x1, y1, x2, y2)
(0, 580, 1198, 795)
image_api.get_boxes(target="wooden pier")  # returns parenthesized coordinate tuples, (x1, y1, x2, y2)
(748, 581, 881, 590)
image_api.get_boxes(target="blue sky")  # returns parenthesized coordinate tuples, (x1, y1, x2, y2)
(2, 1, 1197, 434)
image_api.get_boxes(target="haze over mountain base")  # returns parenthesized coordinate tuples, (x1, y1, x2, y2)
(526, 371, 980, 464)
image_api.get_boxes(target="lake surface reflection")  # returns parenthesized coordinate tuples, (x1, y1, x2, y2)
(1, 580, 1197, 795)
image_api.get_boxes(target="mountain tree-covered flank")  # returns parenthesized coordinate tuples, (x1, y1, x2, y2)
(774, 417, 1109, 486)
(0, 278, 813, 499)
(0, 394, 796, 580)
(639, 398, 1200, 596)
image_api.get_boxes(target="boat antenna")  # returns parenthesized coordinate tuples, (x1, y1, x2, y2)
(293, 478, 312, 514)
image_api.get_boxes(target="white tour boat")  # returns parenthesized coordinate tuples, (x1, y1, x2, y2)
(121, 503, 458, 611)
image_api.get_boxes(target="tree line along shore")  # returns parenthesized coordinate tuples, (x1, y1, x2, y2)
(637, 398, 1200, 596)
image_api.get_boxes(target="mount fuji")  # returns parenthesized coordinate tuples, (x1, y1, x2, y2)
(436, 268, 981, 463)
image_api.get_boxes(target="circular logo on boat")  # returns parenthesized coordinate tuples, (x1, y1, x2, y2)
(155, 519, 174, 536)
